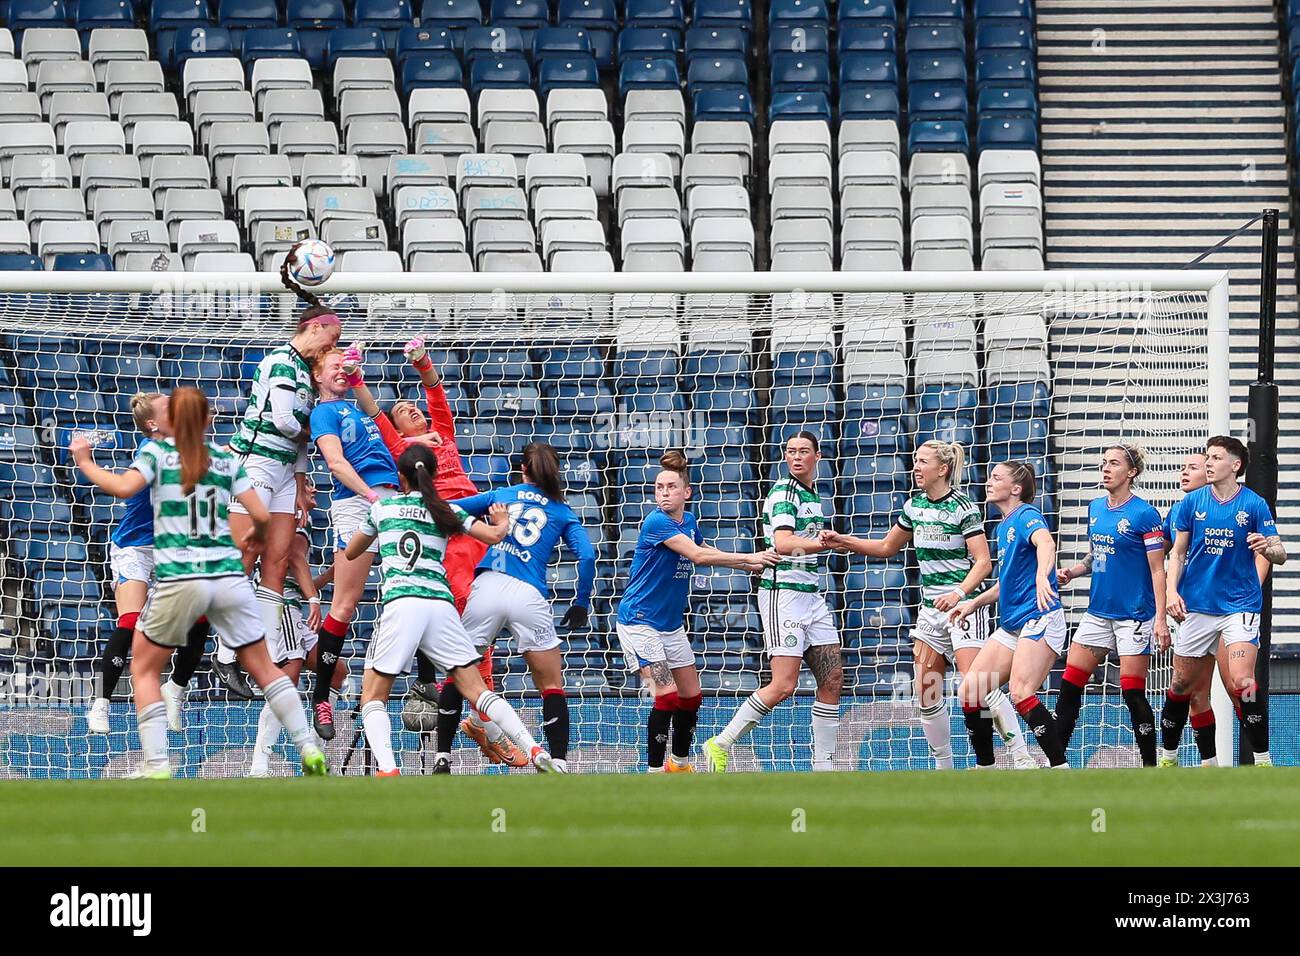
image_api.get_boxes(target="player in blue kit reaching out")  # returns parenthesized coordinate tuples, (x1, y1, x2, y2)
(1054, 445, 1169, 766)
(1161, 436, 1287, 766)
(436, 441, 598, 774)
(618, 452, 778, 772)
(952, 461, 1071, 768)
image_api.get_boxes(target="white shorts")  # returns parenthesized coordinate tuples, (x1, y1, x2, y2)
(1073, 612, 1153, 657)
(912, 603, 990, 661)
(139, 575, 264, 650)
(366, 596, 480, 676)
(228, 454, 298, 515)
(759, 588, 840, 658)
(268, 601, 314, 663)
(462, 571, 560, 652)
(1174, 611, 1261, 659)
(617, 622, 695, 672)
(109, 544, 154, 587)
(990, 606, 1068, 656)
(330, 487, 397, 552)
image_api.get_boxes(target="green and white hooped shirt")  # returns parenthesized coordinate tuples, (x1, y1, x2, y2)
(897, 489, 986, 608)
(760, 475, 826, 593)
(362, 492, 477, 605)
(230, 344, 314, 464)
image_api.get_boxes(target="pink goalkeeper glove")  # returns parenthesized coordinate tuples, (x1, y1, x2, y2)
(403, 336, 432, 372)
(341, 344, 364, 387)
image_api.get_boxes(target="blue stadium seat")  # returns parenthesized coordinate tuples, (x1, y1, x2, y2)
(695, 0, 753, 33)
(909, 80, 967, 122)
(836, 22, 895, 55)
(548, 381, 614, 417)
(7, 0, 71, 31)
(842, 415, 907, 455)
(618, 55, 678, 96)
(839, 84, 900, 122)
(977, 85, 1039, 115)
(768, 22, 827, 58)
(906, 49, 965, 85)
(174, 25, 235, 70)
(0, 498, 75, 533)
(76, 0, 133, 43)
(538, 53, 599, 96)
(38, 568, 100, 604)
(908, 119, 968, 154)
(478, 384, 542, 418)
(326, 26, 387, 66)
(976, 18, 1035, 51)
(151, 0, 216, 69)
(537, 345, 605, 380)
(240, 27, 302, 74)
(768, 0, 828, 27)
(919, 383, 978, 416)
(22, 351, 88, 386)
(618, 389, 687, 416)
(975, 50, 1036, 90)
(471, 348, 534, 381)
(286, 0, 345, 68)
(843, 454, 908, 491)
(458, 421, 501, 454)
(682, 349, 751, 379)
(43, 605, 104, 645)
(978, 114, 1038, 150)
(614, 349, 677, 380)
(463, 24, 524, 64)
(691, 385, 754, 418)
(845, 564, 908, 604)
(907, 0, 964, 22)
(905, 20, 964, 56)
(0, 390, 28, 426)
(989, 419, 1048, 459)
(395, 24, 456, 67)
(401, 52, 463, 93)
(694, 496, 757, 523)
(0, 461, 58, 494)
(19, 534, 90, 567)
(985, 382, 1050, 422)
(695, 87, 755, 123)
(52, 253, 113, 271)
(353, 0, 413, 28)
(618, 26, 680, 63)
(837, 0, 895, 24)
(686, 25, 747, 62)
(534, 26, 593, 61)
(625, 0, 685, 30)
(557, 0, 617, 58)
(975, 0, 1033, 20)
(217, 0, 277, 31)
(0, 255, 43, 270)
(465, 453, 512, 486)
(771, 51, 828, 96)
(771, 384, 838, 420)
(773, 349, 835, 386)
(838, 51, 897, 86)
(768, 89, 829, 123)
(688, 54, 747, 96)
(469, 54, 533, 96)
(418, 0, 481, 30)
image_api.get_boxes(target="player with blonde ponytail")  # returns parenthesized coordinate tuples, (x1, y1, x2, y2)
(822, 440, 1035, 769)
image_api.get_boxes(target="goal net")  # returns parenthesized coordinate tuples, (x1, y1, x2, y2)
(0, 269, 1230, 777)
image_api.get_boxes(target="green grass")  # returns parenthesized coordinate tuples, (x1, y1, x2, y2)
(3, 769, 1297, 866)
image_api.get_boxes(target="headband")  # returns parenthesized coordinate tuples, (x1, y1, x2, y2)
(306, 312, 341, 327)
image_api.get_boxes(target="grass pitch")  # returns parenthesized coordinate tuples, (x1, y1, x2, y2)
(3, 768, 1297, 866)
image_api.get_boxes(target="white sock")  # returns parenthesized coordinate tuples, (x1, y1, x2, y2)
(255, 585, 285, 654)
(919, 701, 954, 769)
(361, 701, 396, 772)
(262, 676, 313, 751)
(811, 701, 839, 771)
(716, 693, 772, 749)
(435, 751, 451, 762)
(1201, 756, 1219, 767)
(1254, 751, 1272, 766)
(1162, 747, 1180, 763)
(474, 691, 540, 755)
(251, 705, 282, 773)
(216, 641, 236, 666)
(137, 701, 169, 766)
(987, 688, 1031, 757)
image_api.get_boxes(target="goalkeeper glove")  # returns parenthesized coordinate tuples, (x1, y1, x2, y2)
(340, 344, 365, 388)
(404, 336, 433, 373)
(561, 605, 589, 630)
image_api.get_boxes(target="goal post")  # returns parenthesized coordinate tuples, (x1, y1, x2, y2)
(0, 268, 1232, 777)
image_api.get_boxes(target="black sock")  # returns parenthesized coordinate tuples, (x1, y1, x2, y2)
(169, 618, 209, 687)
(1237, 683, 1270, 754)
(1161, 691, 1191, 752)
(962, 705, 996, 766)
(1016, 696, 1068, 767)
(540, 691, 570, 759)
(436, 683, 463, 754)
(99, 625, 133, 699)
(312, 622, 346, 705)
(415, 652, 439, 685)
(1054, 672, 1087, 751)
(671, 696, 701, 760)
(1192, 714, 1217, 762)
(1122, 687, 1157, 767)
(648, 700, 674, 768)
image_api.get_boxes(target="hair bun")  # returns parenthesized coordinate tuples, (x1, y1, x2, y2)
(660, 449, 689, 473)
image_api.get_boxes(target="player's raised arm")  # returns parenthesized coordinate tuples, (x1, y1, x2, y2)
(662, 533, 779, 572)
(70, 437, 149, 500)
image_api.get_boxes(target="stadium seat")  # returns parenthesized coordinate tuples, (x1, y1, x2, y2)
(687, 25, 748, 62)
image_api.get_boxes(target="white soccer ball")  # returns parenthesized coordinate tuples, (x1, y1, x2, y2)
(286, 239, 335, 288)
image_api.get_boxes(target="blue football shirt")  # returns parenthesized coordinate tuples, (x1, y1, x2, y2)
(114, 439, 155, 548)
(309, 400, 399, 500)
(995, 503, 1061, 631)
(617, 509, 703, 632)
(1175, 484, 1276, 615)
(455, 483, 596, 607)
(1085, 494, 1165, 621)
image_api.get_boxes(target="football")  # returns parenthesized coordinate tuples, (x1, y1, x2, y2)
(285, 238, 335, 288)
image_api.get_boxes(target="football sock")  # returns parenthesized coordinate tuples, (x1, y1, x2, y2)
(99, 613, 136, 700)
(1015, 695, 1068, 767)
(137, 701, 168, 767)
(811, 701, 839, 771)
(255, 585, 286, 661)
(361, 701, 396, 773)
(1054, 665, 1089, 750)
(251, 704, 281, 774)
(474, 691, 540, 756)
(671, 693, 702, 761)
(263, 676, 313, 750)
(1121, 675, 1157, 767)
(919, 701, 954, 769)
(716, 693, 772, 749)
(987, 688, 1033, 759)
(541, 689, 570, 760)
(415, 653, 438, 685)
(311, 614, 348, 705)
(436, 683, 463, 754)
(169, 617, 209, 688)
(648, 692, 676, 769)
(1234, 681, 1271, 756)
(1191, 709, 1216, 765)
(1161, 690, 1191, 752)
(963, 704, 996, 767)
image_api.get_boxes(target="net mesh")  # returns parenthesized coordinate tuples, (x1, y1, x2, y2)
(0, 281, 1214, 777)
